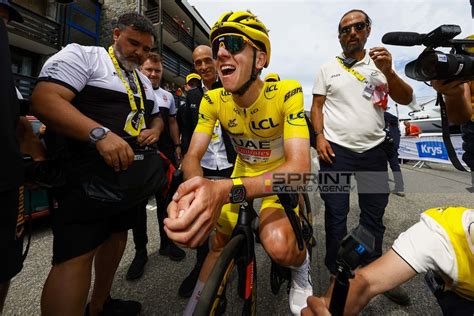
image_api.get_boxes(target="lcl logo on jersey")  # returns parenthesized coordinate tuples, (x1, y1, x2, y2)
(251, 118, 280, 130)
(264, 84, 278, 100)
(162, 94, 168, 102)
(287, 111, 306, 126)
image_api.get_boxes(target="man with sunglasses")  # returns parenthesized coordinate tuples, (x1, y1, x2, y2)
(31, 12, 163, 315)
(311, 9, 413, 306)
(165, 11, 312, 315)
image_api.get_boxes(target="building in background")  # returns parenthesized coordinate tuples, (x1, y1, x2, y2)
(8, 0, 210, 101)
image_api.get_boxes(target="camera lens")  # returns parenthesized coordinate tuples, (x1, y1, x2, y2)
(419, 53, 439, 79)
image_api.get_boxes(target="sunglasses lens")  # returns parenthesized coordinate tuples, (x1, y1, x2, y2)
(212, 35, 246, 58)
(226, 36, 245, 54)
(355, 22, 366, 31)
(340, 22, 367, 35)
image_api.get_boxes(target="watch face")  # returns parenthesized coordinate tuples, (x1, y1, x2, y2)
(231, 185, 246, 203)
(92, 127, 105, 139)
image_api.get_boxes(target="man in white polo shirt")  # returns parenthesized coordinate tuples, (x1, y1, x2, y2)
(311, 9, 413, 305)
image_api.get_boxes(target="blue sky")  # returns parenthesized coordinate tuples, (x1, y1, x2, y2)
(188, 0, 473, 118)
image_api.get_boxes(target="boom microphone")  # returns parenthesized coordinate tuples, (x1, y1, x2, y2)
(382, 32, 425, 46)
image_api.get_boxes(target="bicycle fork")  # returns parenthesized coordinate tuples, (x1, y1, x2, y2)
(233, 202, 257, 315)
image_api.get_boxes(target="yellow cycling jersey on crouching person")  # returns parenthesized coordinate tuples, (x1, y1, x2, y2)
(424, 207, 474, 300)
(194, 79, 309, 177)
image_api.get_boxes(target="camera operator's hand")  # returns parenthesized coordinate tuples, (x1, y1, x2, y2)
(301, 296, 331, 316)
(137, 127, 160, 146)
(316, 134, 335, 164)
(95, 132, 135, 172)
(431, 80, 466, 96)
(431, 80, 472, 124)
(369, 47, 393, 76)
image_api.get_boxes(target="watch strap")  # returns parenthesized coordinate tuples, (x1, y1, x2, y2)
(231, 178, 243, 186)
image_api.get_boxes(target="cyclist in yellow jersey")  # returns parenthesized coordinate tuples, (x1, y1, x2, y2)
(302, 207, 474, 316)
(164, 10, 312, 315)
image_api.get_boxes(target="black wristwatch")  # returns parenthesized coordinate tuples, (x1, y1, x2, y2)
(229, 178, 246, 204)
(89, 126, 110, 144)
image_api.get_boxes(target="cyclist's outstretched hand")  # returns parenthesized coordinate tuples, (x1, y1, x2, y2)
(316, 135, 335, 164)
(164, 176, 229, 248)
(301, 296, 331, 316)
(95, 132, 135, 172)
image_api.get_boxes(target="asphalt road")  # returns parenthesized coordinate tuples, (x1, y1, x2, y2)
(4, 158, 473, 315)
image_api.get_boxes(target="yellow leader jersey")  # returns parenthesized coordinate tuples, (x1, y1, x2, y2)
(194, 80, 309, 177)
(424, 207, 474, 300)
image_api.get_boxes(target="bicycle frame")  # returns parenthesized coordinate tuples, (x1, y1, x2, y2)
(195, 193, 314, 316)
(228, 201, 258, 314)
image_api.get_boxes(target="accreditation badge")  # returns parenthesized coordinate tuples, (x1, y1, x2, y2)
(124, 109, 146, 136)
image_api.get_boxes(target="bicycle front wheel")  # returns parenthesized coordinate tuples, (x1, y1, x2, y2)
(194, 234, 257, 316)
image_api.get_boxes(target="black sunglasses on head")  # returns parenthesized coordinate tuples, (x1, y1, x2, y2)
(339, 22, 368, 35)
(211, 34, 260, 59)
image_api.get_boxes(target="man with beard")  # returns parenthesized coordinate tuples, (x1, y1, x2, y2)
(31, 12, 163, 316)
(311, 9, 413, 306)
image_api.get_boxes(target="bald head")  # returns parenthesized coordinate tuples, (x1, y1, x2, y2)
(193, 45, 216, 89)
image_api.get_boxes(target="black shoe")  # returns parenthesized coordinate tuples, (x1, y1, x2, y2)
(159, 243, 185, 261)
(178, 263, 202, 298)
(101, 296, 142, 316)
(126, 250, 148, 281)
(84, 297, 142, 316)
(383, 286, 411, 306)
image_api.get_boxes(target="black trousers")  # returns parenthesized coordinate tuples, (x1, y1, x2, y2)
(387, 150, 404, 192)
(435, 290, 474, 316)
(319, 142, 389, 274)
(132, 191, 169, 251)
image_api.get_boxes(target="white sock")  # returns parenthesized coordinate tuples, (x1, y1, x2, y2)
(290, 250, 311, 288)
(183, 280, 205, 316)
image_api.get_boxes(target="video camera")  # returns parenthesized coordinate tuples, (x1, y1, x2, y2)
(382, 25, 474, 81)
(329, 225, 375, 316)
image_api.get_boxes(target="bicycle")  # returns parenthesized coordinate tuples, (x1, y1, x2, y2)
(194, 192, 315, 316)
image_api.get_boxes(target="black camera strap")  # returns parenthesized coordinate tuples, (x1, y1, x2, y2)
(438, 92, 470, 172)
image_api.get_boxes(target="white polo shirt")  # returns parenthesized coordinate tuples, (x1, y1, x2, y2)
(312, 51, 388, 153)
(154, 87, 176, 116)
(200, 84, 233, 171)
